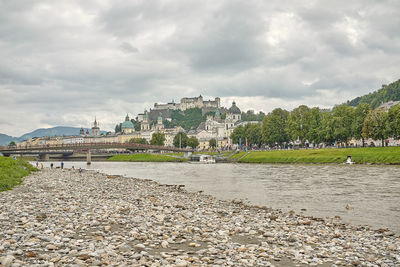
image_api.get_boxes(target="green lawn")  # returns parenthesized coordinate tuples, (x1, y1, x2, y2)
(0, 157, 37, 192)
(108, 153, 188, 162)
(234, 147, 400, 164)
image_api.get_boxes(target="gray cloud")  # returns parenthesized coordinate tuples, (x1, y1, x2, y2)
(0, 0, 399, 136)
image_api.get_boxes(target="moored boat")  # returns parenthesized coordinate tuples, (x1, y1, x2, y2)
(189, 154, 216, 164)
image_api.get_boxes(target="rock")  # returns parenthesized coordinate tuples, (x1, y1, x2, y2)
(161, 240, 169, 248)
(237, 246, 246, 252)
(175, 259, 188, 266)
(1, 255, 15, 267)
(299, 219, 311, 225)
(134, 244, 146, 251)
(104, 225, 111, 232)
(46, 244, 57, 250)
(119, 244, 131, 252)
(25, 251, 36, 258)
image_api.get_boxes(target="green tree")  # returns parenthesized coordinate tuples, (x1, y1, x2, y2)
(128, 138, 148, 144)
(388, 104, 400, 139)
(306, 107, 323, 145)
(115, 123, 122, 133)
(230, 125, 245, 144)
(286, 105, 311, 143)
(187, 136, 199, 149)
(8, 141, 16, 147)
(262, 108, 289, 146)
(241, 110, 266, 121)
(352, 103, 371, 146)
(209, 138, 217, 148)
(331, 104, 355, 145)
(320, 111, 335, 145)
(362, 109, 389, 147)
(150, 132, 165, 146)
(173, 132, 188, 148)
(245, 123, 263, 146)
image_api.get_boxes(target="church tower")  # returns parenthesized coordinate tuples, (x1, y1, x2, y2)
(92, 117, 100, 136)
(141, 111, 150, 131)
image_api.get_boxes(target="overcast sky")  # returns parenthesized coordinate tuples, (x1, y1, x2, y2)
(0, 0, 399, 136)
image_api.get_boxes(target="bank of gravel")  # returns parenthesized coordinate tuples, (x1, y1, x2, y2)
(1, 169, 399, 267)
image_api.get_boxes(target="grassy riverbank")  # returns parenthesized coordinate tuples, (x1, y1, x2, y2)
(232, 147, 400, 164)
(0, 157, 37, 191)
(108, 153, 188, 162)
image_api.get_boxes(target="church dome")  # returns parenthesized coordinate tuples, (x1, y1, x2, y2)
(122, 114, 134, 129)
(228, 101, 241, 114)
(121, 120, 134, 129)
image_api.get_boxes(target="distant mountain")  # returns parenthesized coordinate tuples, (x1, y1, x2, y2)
(347, 79, 400, 109)
(0, 133, 17, 146)
(0, 126, 107, 146)
(19, 126, 85, 140)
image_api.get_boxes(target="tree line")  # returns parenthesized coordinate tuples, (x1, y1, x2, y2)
(230, 103, 400, 148)
(129, 132, 200, 149)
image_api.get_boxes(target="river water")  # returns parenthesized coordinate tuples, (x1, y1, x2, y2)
(38, 161, 400, 234)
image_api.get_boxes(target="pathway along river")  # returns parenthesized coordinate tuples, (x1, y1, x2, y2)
(40, 161, 400, 234)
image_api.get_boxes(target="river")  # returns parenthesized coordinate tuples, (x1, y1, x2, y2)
(37, 161, 400, 234)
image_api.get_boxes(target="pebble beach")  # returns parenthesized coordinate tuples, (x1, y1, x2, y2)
(0, 169, 399, 266)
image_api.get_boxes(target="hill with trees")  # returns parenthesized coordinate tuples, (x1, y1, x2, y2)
(347, 79, 400, 109)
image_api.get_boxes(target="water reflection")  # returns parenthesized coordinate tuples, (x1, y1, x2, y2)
(37, 161, 400, 233)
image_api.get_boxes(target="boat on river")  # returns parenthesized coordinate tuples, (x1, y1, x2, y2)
(189, 154, 216, 164)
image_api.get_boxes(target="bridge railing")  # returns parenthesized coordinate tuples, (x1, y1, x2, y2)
(0, 142, 193, 152)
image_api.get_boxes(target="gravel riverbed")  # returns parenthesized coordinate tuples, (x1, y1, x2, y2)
(0, 169, 399, 267)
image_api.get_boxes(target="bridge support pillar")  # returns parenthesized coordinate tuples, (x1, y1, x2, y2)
(87, 150, 91, 165)
(39, 154, 50, 161)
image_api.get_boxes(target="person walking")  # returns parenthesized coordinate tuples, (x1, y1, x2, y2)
(50, 163, 54, 169)
(61, 161, 64, 169)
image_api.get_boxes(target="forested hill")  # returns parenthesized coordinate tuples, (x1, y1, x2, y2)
(347, 79, 400, 109)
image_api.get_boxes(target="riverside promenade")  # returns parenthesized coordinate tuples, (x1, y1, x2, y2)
(0, 169, 399, 266)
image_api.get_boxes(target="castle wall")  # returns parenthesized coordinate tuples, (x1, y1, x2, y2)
(153, 103, 178, 110)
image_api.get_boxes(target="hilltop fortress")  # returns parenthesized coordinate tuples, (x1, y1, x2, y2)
(141, 95, 222, 121)
(153, 95, 220, 112)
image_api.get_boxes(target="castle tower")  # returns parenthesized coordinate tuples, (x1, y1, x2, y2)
(92, 117, 100, 136)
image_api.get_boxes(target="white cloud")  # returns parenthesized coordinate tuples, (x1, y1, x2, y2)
(0, 0, 399, 136)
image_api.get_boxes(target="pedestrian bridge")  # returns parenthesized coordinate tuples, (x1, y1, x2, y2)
(0, 142, 193, 163)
